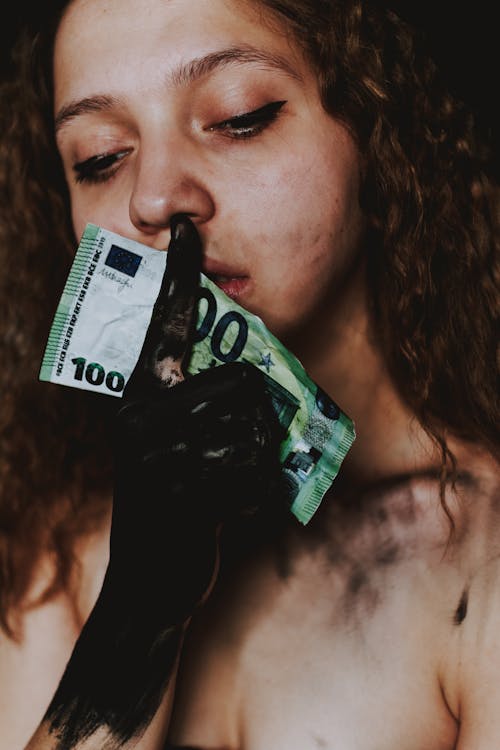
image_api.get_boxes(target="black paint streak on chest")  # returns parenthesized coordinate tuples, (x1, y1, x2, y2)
(453, 588, 468, 625)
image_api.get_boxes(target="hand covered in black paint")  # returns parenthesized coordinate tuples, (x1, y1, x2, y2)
(108, 214, 285, 624)
(44, 216, 285, 749)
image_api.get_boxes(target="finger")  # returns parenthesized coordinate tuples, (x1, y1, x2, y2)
(126, 214, 202, 394)
(146, 214, 202, 385)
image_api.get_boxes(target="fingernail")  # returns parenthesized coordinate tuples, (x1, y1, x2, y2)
(169, 214, 203, 266)
(170, 213, 194, 243)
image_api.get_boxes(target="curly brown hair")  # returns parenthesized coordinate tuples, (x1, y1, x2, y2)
(0, 2, 117, 637)
(0, 0, 498, 637)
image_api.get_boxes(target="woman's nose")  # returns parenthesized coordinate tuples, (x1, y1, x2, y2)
(129, 138, 215, 239)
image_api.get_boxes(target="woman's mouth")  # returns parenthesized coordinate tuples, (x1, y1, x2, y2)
(209, 274, 249, 300)
(204, 260, 250, 301)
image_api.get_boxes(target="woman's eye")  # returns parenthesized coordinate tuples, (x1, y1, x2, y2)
(73, 150, 130, 185)
(208, 100, 287, 139)
(70, 102, 287, 184)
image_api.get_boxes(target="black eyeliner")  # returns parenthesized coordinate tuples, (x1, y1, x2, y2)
(213, 99, 287, 132)
(73, 150, 128, 184)
(227, 99, 287, 124)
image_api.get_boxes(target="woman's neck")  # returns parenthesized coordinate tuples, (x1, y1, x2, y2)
(285, 265, 440, 486)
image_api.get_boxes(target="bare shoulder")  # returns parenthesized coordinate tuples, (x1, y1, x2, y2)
(0, 508, 111, 750)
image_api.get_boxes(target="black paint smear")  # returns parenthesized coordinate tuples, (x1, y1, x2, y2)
(347, 566, 369, 597)
(45, 361, 287, 748)
(45, 486, 219, 747)
(45, 508, 222, 747)
(374, 541, 400, 566)
(45, 585, 186, 747)
(453, 589, 469, 625)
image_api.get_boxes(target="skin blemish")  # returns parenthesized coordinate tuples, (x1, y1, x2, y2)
(313, 734, 328, 748)
(453, 588, 468, 625)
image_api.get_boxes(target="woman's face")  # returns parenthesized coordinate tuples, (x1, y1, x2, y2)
(54, 0, 366, 340)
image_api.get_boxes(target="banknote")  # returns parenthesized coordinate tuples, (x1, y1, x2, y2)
(40, 223, 356, 524)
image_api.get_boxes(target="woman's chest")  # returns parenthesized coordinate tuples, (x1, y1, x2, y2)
(168, 504, 461, 750)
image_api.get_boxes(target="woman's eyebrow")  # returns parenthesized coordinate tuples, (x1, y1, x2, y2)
(54, 44, 301, 134)
(55, 94, 122, 134)
(169, 44, 303, 87)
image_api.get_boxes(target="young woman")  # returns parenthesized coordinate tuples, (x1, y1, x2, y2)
(0, 0, 498, 748)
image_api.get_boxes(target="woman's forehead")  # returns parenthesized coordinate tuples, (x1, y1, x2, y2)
(56, 0, 285, 54)
(53, 0, 307, 107)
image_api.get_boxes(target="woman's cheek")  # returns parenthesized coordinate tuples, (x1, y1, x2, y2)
(252, 265, 322, 336)
(70, 184, 128, 240)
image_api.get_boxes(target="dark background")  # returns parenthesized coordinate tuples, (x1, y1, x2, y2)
(1, 2, 498, 174)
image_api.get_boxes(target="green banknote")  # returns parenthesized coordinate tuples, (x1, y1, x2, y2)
(40, 224, 355, 524)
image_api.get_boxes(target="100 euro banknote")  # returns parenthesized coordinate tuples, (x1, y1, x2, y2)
(40, 224, 356, 524)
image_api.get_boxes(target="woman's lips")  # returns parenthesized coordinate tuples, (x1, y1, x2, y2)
(203, 259, 250, 301)
(210, 275, 249, 300)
